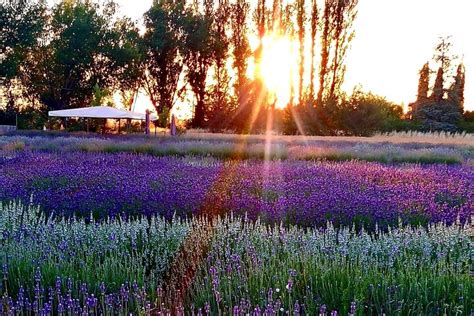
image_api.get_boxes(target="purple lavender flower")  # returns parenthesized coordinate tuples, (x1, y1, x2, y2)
(320, 304, 327, 315)
(233, 306, 240, 315)
(2, 263, 8, 279)
(99, 282, 106, 295)
(2, 153, 471, 227)
(350, 301, 356, 315)
(34, 267, 42, 283)
(286, 278, 294, 291)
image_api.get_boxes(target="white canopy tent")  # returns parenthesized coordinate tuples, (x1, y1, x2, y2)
(48, 106, 158, 121)
(48, 106, 158, 133)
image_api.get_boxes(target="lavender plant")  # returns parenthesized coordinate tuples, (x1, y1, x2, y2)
(1, 152, 471, 227)
(0, 203, 472, 314)
(187, 217, 473, 315)
(1, 134, 472, 164)
(0, 202, 189, 314)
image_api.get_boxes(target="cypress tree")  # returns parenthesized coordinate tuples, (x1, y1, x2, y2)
(417, 62, 430, 102)
(431, 67, 444, 103)
(449, 63, 465, 112)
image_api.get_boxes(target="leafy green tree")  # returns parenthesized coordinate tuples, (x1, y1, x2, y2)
(309, 0, 318, 100)
(340, 89, 404, 136)
(91, 84, 113, 107)
(328, 0, 358, 101)
(231, 0, 251, 101)
(207, 0, 235, 132)
(110, 18, 144, 110)
(410, 62, 430, 119)
(21, 0, 137, 112)
(0, 0, 46, 80)
(411, 38, 464, 131)
(183, 1, 216, 128)
(1, 0, 46, 116)
(229, 0, 253, 132)
(142, 0, 186, 116)
(317, 0, 358, 104)
(317, 0, 333, 105)
(417, 101, 462, 132)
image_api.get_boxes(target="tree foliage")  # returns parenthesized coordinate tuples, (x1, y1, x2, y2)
(296, 0, 305, 105)
(7, 0, 468, 135)
(142, 0, 187, 116)
(309, 0, 318, 100)
(183, 1, 216, 128)
(18, 1, 140, 111)
(317, 0, 357, 104)
(417, 62, 430, 102)
(0, 0, 46, 80)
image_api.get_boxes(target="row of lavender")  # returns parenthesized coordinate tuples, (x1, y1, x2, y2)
(0, 152, 472, 227)
(1, 135, 472, 164)
(1, 202, 472, 314)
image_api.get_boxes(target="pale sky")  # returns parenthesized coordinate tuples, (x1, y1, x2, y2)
(48, 0, 474, 112)
(343, 0, 473, 111)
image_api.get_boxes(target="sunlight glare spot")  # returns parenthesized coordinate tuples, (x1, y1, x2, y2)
(258, 34, 298, 109)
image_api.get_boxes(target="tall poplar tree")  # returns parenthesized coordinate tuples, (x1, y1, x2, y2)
(296, 0, 305, 105)
(309, 0, 318, 100)
(328, 0, 358, 100)
(317, 0, 333, 104)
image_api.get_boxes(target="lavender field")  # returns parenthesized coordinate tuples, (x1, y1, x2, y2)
(0, 151, 472, 226)
(0, 134, 473, 314)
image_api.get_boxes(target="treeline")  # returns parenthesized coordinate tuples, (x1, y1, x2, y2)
(1, 0, 471, 135)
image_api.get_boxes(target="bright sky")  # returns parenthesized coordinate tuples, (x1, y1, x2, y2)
(343, 0, 473, 111)
(49, 0, 474, 112)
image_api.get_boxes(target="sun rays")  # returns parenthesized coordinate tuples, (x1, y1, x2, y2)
(259, 35, 299, 109)
(248, 33, 299, 110)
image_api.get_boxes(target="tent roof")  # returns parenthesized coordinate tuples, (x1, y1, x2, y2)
(48, 106, 158, 120)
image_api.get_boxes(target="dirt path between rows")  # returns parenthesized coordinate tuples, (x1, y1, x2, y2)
(160, 161, 241, 313)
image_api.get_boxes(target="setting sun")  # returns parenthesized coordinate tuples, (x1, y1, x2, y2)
(258, 34, 298, 109)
